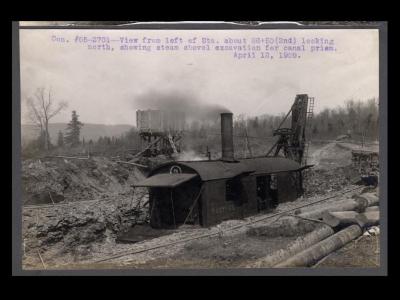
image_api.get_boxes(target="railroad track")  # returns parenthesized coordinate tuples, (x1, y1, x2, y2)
(91, 185, 365, 264)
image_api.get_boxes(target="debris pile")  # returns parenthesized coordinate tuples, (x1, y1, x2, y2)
(22, 191, 149, 264)
(303, 165, 360, 197)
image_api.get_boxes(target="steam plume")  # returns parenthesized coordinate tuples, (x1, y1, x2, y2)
(133, 90, 230, 123)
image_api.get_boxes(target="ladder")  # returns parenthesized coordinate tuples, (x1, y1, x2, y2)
(302, 97, 315, 165)
(168, 133, 178, 154)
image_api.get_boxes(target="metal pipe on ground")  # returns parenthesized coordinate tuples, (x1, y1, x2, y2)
(322, 210, 380, 228)
(355, 193, 379, 207)
(357, 211, 379, 228)
(365, 206, 379, 212)
(275, 224, 363, 268)
(248, 224, 334, 268)
(297, 199, 363, 219)
(322, 211, 362, 228)
(297, 192, 379, 220)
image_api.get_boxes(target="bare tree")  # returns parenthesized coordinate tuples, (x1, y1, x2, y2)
(25, 87, 68, 150)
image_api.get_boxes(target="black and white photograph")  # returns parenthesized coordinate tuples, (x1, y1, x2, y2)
(13, 21, 386, 274)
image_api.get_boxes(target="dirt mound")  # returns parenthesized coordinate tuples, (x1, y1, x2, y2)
(172, 232, 298, 268)
(22, 157, 145, 204)
(246, 216, 318, 238)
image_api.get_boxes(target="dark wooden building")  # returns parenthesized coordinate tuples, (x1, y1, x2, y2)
(135, 157, 307, 228)
(135, 112, 310, 228)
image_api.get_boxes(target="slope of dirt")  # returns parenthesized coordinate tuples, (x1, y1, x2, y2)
(21, 155, 151, 268)
(22, 156, 145, 204)
(308, 142, 353, 170)
(22, 190, 150, 268)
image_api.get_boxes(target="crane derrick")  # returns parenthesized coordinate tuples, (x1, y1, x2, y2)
(266, 94, 314, 165)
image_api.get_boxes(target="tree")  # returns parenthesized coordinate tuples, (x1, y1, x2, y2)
(64, 110, 84, 147)
(25, 87, 68, 150)
(253, 116, 259, 129)
(327, 122, 333, 133)
(57, 131, 64, 147)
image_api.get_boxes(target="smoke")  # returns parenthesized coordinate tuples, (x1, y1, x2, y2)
(174, 150, 207, 161)
(133, 90, 231, 123)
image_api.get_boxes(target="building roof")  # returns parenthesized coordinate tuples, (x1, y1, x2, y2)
(149, 157, 303, 182)
(135, 173, 198, 188)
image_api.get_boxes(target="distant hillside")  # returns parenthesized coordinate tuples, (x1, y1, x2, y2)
(21, 123, 134, 143)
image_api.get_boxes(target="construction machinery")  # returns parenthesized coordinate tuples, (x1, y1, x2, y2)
(136, 110, 185, 157)
(266, 94, 314, 165)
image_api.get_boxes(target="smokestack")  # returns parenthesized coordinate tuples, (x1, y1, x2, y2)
(221, 113, 235, 162)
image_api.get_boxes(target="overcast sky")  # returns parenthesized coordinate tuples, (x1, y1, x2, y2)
(19, 29, 379, 125)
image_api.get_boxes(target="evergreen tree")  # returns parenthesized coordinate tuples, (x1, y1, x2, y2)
(57, 130, 64, 147)
(64, 110, 84, 147)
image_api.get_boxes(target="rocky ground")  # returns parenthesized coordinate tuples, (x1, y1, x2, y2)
(22, 186, 366, 270)
(314, 229, 380, 268)
(21, 141, 380, 270)
(22, 156, 145, 204)
(21, 156, 150, 268)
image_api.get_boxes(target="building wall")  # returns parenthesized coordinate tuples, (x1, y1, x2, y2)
(202, 177, 258, 227)
(147, 165, 302, 228)
(202, 172, 300, 226)
(277, 171, 301, 203)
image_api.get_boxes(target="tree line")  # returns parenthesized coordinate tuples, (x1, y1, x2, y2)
(22, 88, 379, 159)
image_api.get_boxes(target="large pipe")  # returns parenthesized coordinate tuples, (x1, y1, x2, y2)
(221, 113, 235, 162)
(275, 224, 363, 268)
(247, 224, 334, 268)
